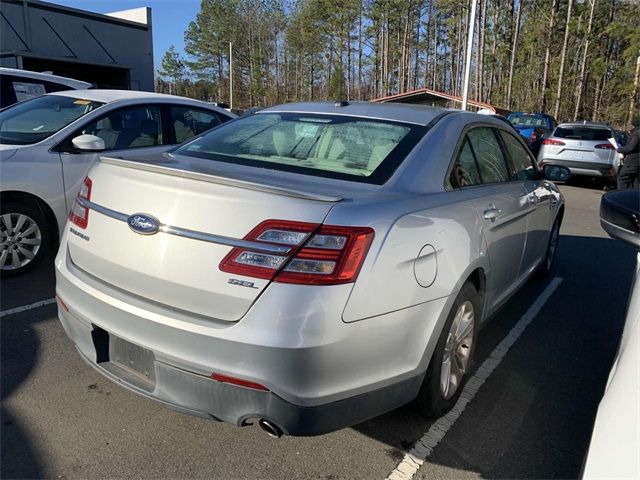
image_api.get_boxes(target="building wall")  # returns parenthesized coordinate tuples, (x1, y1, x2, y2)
(0, 0, 154, 91)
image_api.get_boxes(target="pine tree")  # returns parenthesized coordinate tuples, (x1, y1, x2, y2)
(152, 0, 639, 126)
(157, 45, 186, 95)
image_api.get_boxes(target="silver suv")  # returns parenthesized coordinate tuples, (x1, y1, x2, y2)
(537, 122, 619, 182)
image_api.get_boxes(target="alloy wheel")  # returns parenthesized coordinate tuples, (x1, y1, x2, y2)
(440, 300, 475, 400)
(0, 213, 42, 271)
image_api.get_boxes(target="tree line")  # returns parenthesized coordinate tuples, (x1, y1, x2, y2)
(157, 0, 640, 126)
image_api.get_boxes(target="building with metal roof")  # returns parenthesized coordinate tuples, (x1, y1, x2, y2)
(0, 0, 154, 91)
(373, 88, 509, 116)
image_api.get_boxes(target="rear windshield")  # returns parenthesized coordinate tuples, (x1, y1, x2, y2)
(507, 114, 549, 127)
(553, 126, 612, 141)
(0, 95, 103, 145)
(174, 112, 426, 184)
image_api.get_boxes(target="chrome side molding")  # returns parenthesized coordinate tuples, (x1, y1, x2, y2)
(77, 197, 292, 254)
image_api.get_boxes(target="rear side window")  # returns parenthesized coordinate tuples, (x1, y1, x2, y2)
(171, 107, 224, 143)
(0, 76, 17, 108)
(450, 140, 481, 188)
(467, 127, 510, 184)
(553, 127, 612, 141)
(500, 131, 536, 180)
(0, 75, 47, 107)
(79, 105, 163, 150)
(176, 112, 425, 184)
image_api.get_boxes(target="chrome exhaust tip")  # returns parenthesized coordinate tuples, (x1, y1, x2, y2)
(258, 419, 284, 438)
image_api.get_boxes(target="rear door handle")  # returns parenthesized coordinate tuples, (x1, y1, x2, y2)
(483, 206, 502, 221)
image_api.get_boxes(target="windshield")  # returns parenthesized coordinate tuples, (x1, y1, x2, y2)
(175, 112, 425, 184)
(0, 95, 103, 145)
(553, 126, 612, 141)
(507, 114, 549, 127)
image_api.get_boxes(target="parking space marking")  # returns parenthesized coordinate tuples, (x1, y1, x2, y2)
(386, 277, 563, 480)
(0, 298, 56, 318)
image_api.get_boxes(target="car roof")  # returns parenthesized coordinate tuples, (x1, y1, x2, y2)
(48, 89, 228, 109)
(259, 101, 454, 126)
(557, 122, 612, 129)
(0, 67, 92, 89)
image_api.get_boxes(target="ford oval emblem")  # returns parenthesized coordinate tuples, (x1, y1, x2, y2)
(127, 213, 160, 235)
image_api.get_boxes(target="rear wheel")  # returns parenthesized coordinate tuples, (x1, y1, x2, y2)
(415, 282, 480, 417)
(0, 202, 50, 277)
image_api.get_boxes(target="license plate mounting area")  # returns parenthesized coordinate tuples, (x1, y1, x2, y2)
(91, 326, 156, 392)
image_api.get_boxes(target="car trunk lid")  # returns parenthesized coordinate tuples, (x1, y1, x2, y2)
(66, 157, 342, 322)
(553, 138, 615, 163)
(551, 126, 616, 164)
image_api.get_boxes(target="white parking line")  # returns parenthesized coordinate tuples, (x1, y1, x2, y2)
(386, 277, 563, 480)
(0, 298, 56, 318)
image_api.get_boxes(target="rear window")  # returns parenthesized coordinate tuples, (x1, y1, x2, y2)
(507, 114, 549, 127)
(175, 112, 425, 184)
(553, 126, 612, 141)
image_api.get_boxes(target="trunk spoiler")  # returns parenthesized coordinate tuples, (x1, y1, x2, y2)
(99, 156, 344, 203)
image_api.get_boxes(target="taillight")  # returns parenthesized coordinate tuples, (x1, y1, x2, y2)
(542, 139, 565, 146)
(595, 143, 615, 150)
(69, 177, 92, 229)
(220, 220, 317, 280)
(219, 220, 374, 285)
(277, 225, 374, 285)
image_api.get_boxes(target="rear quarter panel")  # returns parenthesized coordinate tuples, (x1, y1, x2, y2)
(333, 190, 487, 322)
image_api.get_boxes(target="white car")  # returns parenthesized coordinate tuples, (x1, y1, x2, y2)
(537, 122, 619, 184)
(0, 67, 92, 108)
(0, 90, 236, 275)
(584, 189, 640, 479)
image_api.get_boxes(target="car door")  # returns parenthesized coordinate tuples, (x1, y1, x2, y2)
(454, 126, 530, 311)
(55, 104, 170, 214)
(499, 129, 555, 278)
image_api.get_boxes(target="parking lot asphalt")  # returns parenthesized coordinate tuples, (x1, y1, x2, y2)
(1, 183, 635, 480)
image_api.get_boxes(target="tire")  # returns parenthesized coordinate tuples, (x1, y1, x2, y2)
(0, 201, 51, 277)
(414, 282, 480, 417)
(536, 217, 560, 278)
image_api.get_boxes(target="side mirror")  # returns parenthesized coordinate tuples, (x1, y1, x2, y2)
(543, 164, 571, 182)
(600, 190, 640, 248)
(72, 134, 105, 152)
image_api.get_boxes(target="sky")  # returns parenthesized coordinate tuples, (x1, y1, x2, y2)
(52, 0, 200, 69)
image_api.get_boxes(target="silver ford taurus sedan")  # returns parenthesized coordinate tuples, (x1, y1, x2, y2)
(55, 102, 568, 437)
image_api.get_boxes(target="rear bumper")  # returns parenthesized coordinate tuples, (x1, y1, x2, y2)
(538, 158, 617, 178)
(55, 242, 447, 435)
(72, 339, 421, 436)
